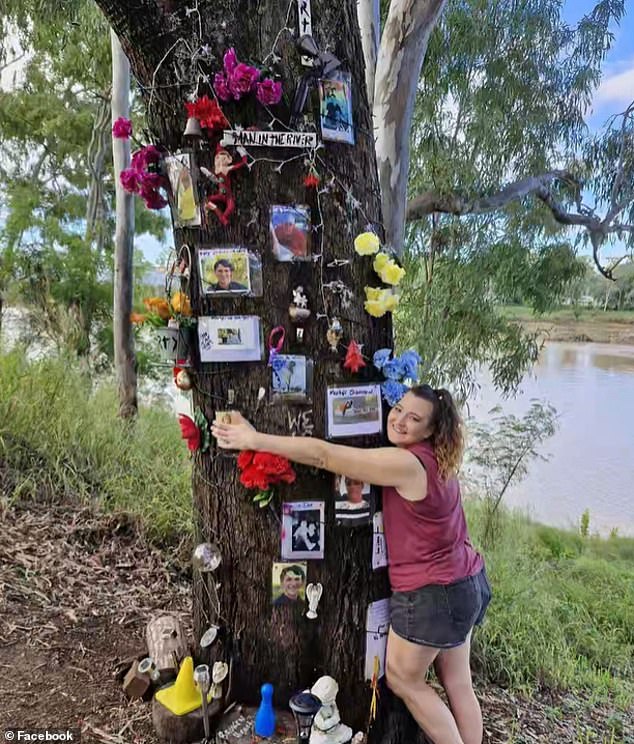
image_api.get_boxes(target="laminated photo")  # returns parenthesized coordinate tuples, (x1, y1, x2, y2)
(326, 384, 383, 438)
(198, 315, 262, 362)
(271, 355, 312, 404)
(281, 501, 325, 560)
(318, 72, 355, 145)
(199, 247, 251, 295)
(164, 152, 202, 227)
(270, 204, 312, 261)
(272, 561, 307, 607)
(334, 475, 374, 526)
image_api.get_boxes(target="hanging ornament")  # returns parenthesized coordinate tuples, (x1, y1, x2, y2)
(267, 325, 286, 367)
(192, 542, 222, 572)
(184, 95, 228, 133)
(201, 145, 247, 226)
(173, 366, 193, 391)
(343, 340, 366, 373)
(303, 170, 320, 189)
(326, 317, 343, 352)
(305, 582, 323, 620)
(289, 286, 311, 323)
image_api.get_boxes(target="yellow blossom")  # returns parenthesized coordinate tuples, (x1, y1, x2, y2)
(171, 291, 192, 317)
(373, 252, 390, 272)
(380, 262, 406, 286)
(354, 231, 381, 255)
(143, 297, 171, 320)
(383, 292, 400, 311)
(364, 300, 388, 317)
(364, 286, 383, 301)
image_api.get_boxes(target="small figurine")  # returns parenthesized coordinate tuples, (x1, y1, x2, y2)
(289, 285, 311, 324)
(309, 676, 353, 744)
(305, 582, 323, 620)
(201, 145, 247, 226)
(326, 318, 343, 352)
(255, 682, 276, 737)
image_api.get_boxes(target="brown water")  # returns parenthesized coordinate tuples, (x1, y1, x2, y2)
(471, 342, 634, 536)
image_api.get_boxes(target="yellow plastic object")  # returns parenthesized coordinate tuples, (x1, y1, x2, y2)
(155, 657, 213, 716)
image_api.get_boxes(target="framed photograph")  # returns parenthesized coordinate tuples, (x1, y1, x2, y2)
(319, 72, 355, 145)
(271, 355, 313, 404)
(198, 315, 262, 362)
(214, 410, 241, 425)
(272, 561, 307, 607)
(326, 384, 383, 438)
(164, 152, 202, 227)
(281, 501, 325, 560)
(199, 247, 252, 295)
(270, 205, 312, 262)
(334, 475, 374, 526)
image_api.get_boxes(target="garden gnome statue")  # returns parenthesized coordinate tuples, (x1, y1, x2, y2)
(309, 676, 352, 744)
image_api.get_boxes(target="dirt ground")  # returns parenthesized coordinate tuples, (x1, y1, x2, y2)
(1, 498, 632, 744)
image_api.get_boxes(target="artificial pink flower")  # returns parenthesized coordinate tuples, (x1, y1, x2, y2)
(223, 48, 238, 75)
(255, 78, 282, 106)
(141, 188, 168, 210)
(228, 62, 260, 99)
(112, 117, 133, 139)
(213, 72, 232, 102)
(131, 144, 161, 172)
(120, 168, 142, 193)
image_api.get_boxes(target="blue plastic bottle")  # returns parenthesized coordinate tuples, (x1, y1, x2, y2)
(255, 682, 276, 737)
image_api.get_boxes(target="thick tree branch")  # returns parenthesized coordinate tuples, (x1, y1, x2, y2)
(357, 0, 380, 108)
(374, 0, 447, 256)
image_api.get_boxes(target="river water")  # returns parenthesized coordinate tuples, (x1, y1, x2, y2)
(469, 342, 634, 537)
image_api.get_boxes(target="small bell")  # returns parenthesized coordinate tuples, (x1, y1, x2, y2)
(326, 317, 343, 352)
(183, 116, 203, 139)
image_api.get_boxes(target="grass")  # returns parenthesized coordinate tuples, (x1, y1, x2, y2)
(1, 349, 633, 716)
(500, 304, 634, 324)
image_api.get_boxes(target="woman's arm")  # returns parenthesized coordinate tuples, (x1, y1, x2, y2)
(211, 416, 426, 494)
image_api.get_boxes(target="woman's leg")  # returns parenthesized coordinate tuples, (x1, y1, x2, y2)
(434, 632, 482, 744)
(386, 628, 464, 744)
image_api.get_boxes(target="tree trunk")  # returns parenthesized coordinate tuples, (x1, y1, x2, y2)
(111, 30, 138, 419)
(93, 1, 422, 741)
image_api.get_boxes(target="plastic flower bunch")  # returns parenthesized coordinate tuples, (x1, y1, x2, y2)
(354, 231, 406, 317)
(237, 450, 296, 507)
(373, 348, 422, 405)
(214, 48, 282, 105)
(120, 144, 168, 210)
(131, 292, 193, 327)
(184, 95, 228, 132)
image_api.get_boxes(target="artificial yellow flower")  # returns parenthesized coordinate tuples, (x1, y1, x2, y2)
(354, 231, 381, 255)
(171, 291, 192, 317)
(130, 312, 147, 324)
(380, 262, 406, 286)
(143, 297, 171, 320)
(383, 292, 400, 311)
(364, 300, 388, 317)
(373, 252, 390, 272)
(364, 286, 383, 301)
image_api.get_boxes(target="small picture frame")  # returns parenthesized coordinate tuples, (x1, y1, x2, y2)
(281, 501, 325, 560)
(272, 561, 307, 607)
(334, 475, 374, 526)
(271, 355, 313, 404)
(326, 384, 383, 439)
(164, 152, 202, 227)
(199, 247, 260, 296)
(214, 410, 240, 425)
(319, 72, 355, 145)
(270, 205, 312, 262)
(198, 315, 262, 362)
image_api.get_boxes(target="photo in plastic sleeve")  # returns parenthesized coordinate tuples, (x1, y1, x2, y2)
(214, 410, 241, 425)
(271, 355, 312, 404)
(326, 384, 383, 438)
(318, 72, 355, 145)
(272, 561, 307, 607)
(199, 247, 251, 295)
(164, 153, 202, 227)
(270, 204, 312, 261)
(281, 501, 325, 560)
(198, 315, 262, 362)
(333, 475, 374, 526)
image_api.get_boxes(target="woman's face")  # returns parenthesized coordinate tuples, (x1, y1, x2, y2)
(387, 392, 434, 447)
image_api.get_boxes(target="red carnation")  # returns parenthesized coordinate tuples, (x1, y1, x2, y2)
(237, 450, 255, 469)
(304, 173, 319, 188)
(112, 116, 132, 139)
(178, 414, 201, 452)
(184, 95, 228, 131)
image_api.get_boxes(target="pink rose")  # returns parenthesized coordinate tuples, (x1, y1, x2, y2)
(120, 168, 141, 193)
(228, 63, 260, 99)
(213, 72, 232, 102)
(223, 48, 238, 75)
(112, 117, 132, 139)
(255, 78, 282, 106)
(131, 145, 161, 171)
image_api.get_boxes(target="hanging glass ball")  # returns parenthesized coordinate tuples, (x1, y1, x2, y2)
(192, 542, 222, 572)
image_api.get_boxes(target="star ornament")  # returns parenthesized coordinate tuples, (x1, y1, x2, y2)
(344, 340, 366, 373)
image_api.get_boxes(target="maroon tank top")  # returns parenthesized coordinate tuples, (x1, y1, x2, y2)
(382, 441, 483, 592)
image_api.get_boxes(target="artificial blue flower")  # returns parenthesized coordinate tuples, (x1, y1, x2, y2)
(373, 348, 392, 370)
(382, 357, 406, 381)
(399, 350, 421, 381)
(381, 380, 407, 406)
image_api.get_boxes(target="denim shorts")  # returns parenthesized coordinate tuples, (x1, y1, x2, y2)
(390, 568, 491, 649)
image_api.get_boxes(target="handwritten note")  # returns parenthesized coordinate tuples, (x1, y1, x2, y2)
(365, 598, 390, 681)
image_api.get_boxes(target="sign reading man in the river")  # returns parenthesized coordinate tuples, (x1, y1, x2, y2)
(222, 130, 318, 149)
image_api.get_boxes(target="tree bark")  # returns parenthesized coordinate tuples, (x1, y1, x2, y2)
(92, 0, 415, 740)
(374, 0, 446, 255)
(111, 30, 138, 418)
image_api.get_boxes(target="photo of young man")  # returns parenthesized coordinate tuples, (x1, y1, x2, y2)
(210, 258, 247, 292)
(272, 563, 306, 606)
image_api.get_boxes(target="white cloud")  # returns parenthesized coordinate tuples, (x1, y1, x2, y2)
(594, 61, 634, 108)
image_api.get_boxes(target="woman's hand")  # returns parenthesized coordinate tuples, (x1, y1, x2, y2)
(211, 412, 258, 451)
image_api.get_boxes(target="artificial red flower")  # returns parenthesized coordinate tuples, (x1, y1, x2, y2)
(344, 340, 366, 374)
(236, 450, 296, 491)
(256, 78, 282, 106)
(178, 414, 201, 452)
(237, 450, 255, 469)
(304, 173, 319, 188)
(112, 117, 132, 139)
(184, 95, 228, 131)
